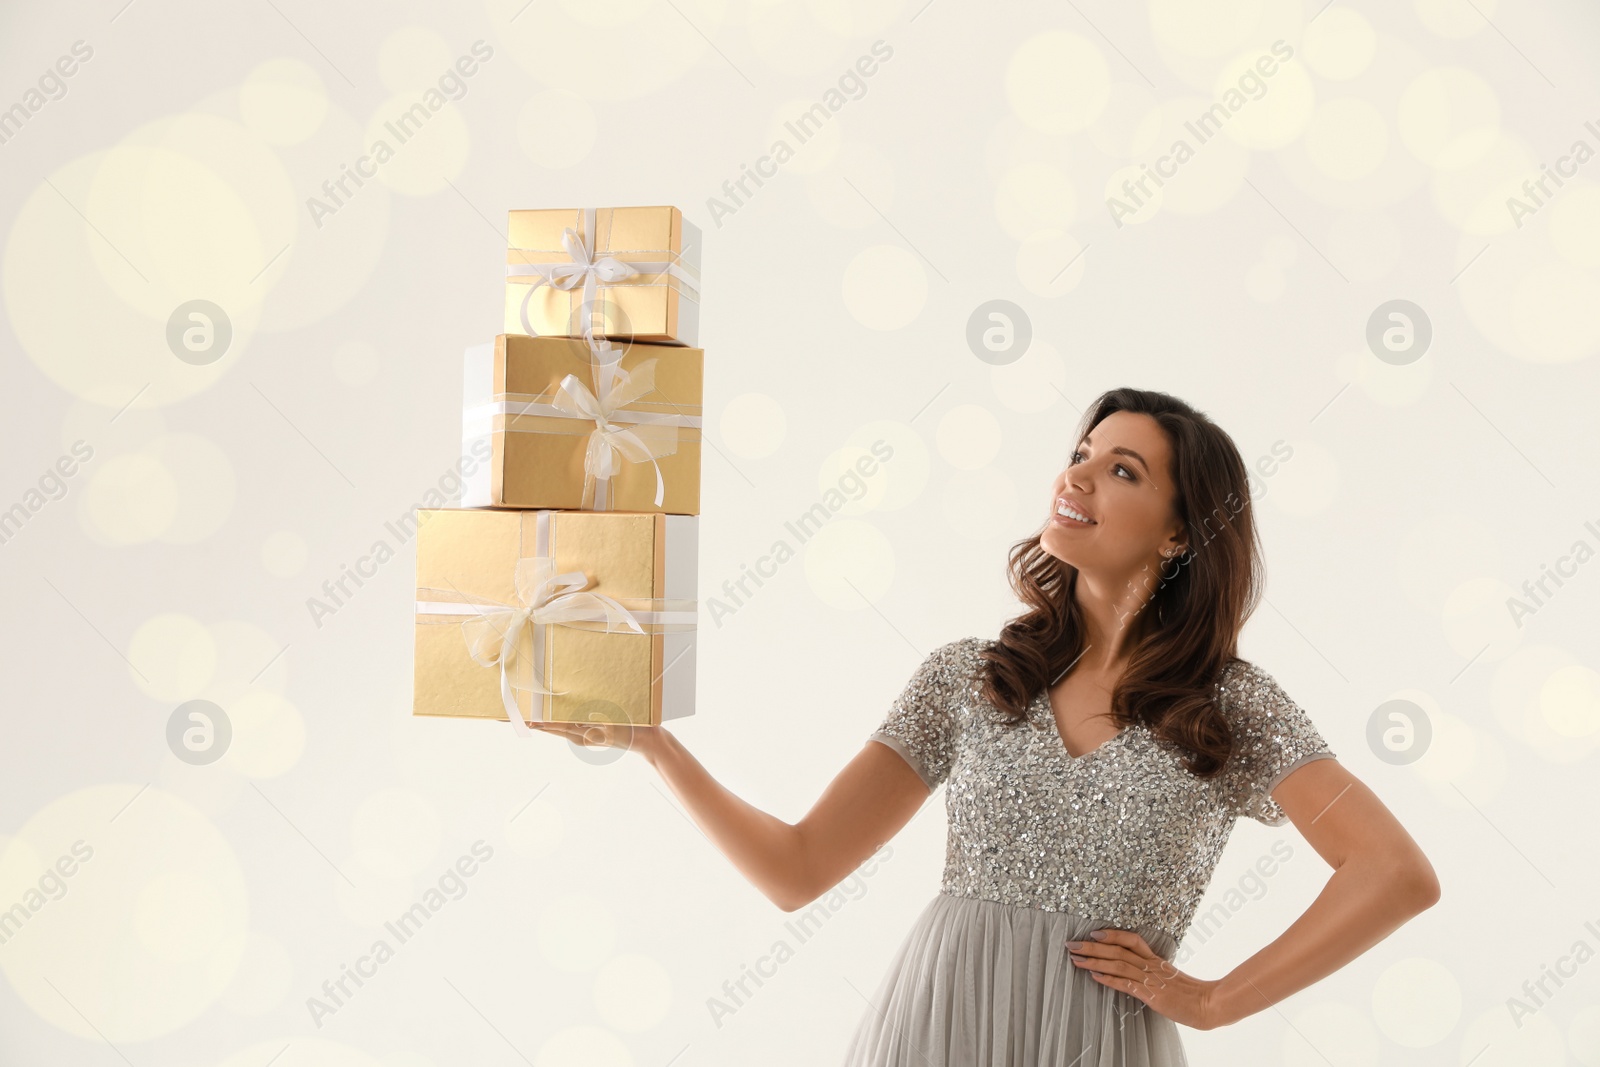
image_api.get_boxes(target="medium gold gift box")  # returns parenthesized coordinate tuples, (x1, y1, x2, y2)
(460, 334, 703, 513)
(504, 205, 701, 346)
(412, 507, 698, 727)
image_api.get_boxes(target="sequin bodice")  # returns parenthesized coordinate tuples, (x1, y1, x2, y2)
(867, 637, 1336, 947)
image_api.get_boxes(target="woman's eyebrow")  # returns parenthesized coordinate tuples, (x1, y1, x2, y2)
(1080, 437, 1151, 475)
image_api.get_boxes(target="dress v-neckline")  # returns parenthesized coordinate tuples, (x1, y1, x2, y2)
(1032, 687, 1133, 762)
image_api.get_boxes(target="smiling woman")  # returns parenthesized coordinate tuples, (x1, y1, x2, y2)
(984, 389, 1264, 776)
(836, 388, 1438, 1064)
(532, 386, 1440, 1067)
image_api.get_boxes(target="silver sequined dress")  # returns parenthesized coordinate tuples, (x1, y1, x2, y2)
(843, 636, 1336, 1066)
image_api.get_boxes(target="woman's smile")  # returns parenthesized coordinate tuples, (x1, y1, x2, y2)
(1053, 496, 1097, 528)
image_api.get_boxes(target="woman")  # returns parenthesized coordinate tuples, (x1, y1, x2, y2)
(528, 387, 1441, 1065)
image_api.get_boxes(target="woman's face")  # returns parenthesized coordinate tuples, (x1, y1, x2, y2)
(1041, 410, 1185, 581)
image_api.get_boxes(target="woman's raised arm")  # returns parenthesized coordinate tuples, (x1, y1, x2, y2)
(528, 721, 933, 912)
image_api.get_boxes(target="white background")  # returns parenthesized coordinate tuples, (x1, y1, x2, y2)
(2, 1, 1599, 1064)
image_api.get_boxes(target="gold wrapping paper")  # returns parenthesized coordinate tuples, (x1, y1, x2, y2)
(412, 508, 698, 727)
(462, 334, 703, 514)
(504, 205, 701, 345)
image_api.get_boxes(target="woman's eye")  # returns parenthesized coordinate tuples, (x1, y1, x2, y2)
(1067, 451, 1135, 481)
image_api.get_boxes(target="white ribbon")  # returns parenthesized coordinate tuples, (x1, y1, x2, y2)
(415, 515, 697, 734)
(461, 336, 698, 510)
(504, 207, 699, 338)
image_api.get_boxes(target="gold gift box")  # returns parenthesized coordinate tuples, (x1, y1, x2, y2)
(460, 335, 703, 514)
(412, 508, 698, 727)
(504, 205, 701, 346)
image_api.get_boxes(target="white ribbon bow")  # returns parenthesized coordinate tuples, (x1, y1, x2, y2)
(551, 340, 683, 509)
(510, 225, 639, 338)
(457, 555, 644, 734)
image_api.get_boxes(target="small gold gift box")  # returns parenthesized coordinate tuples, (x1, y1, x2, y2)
(459, 334, 703, 514)
(504, 205, 701, 346)
(412, 508, 698, 728)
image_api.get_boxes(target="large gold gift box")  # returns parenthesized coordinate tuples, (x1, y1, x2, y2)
(412, 508, 698, 727)
(504, 205, 701, 346)
(460, 334, 703, 513)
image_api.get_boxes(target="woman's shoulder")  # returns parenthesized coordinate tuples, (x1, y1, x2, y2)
(1212, 658, 1316, 736)
(909, 637, 997, 693)
(925, 635, 996, 664)
(1216, 656, 1295, 696)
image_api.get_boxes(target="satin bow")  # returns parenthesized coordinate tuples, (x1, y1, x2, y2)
(514, 226, 638, 337)
(458, 555, 644, 733)
(551, 342, 682, 509)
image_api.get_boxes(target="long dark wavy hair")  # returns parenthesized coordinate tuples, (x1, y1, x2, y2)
(977, 387, 1263, 777)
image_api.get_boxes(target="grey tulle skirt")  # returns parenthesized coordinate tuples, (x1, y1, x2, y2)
(842, 892, 1188, 1066)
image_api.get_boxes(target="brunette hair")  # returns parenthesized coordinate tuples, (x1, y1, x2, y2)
(977, 387, 1262, 776)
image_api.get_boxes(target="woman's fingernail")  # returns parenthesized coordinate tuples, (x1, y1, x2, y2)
(1089, 931, 1107, 940)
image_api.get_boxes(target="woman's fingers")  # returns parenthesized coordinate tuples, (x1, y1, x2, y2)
(1068, 951, 1151, 985)
(1065, 934, 1152, 961)
(528, 720, 634, 749)
(1067, 928, 1177, 989)
(1065, 930, 1217, 1028)
(528, 722, 586, 743)
(1067, 930, 1162, 967)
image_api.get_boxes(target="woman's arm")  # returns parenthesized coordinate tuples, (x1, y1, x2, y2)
(1205, 757, 1441, 1027)
(528, 721, 932, 912)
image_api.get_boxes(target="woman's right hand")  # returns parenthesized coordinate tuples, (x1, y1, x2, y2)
(526, 719, 669, 764)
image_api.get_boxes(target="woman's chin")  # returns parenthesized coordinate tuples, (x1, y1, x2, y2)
(1038, 536, 1079, 568)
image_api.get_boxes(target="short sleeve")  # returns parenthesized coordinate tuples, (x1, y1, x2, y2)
(867, 639, 971, 791)
(1218, 662, 1336, 826)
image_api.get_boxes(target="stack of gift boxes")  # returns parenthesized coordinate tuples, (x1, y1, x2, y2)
(411, 206, 703, 734)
